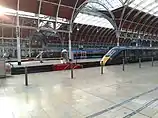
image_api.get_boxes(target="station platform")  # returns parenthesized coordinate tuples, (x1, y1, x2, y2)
(11, 59, 101, 75)
(6, 58, 61, 63)
(1, 61, 158, 117)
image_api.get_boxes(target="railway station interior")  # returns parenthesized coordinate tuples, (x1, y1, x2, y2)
(1, 0, 158, 118)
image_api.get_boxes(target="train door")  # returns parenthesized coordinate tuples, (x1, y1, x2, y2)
(135, 49, 141, 62)
(127, 49, 137, 63)
(146, 49, 153, 61)
(153, 49, 158, 60)
(111, 49, 124, 64)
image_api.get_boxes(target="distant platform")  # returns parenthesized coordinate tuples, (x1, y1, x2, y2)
(11, 58, 101, 75)
(11, 58, 100, 68)
(6, 58, 60, 63)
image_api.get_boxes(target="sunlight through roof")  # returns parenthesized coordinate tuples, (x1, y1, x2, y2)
(74, 13, 114, 29)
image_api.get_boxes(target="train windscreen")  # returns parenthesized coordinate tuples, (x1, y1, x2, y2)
(105, 49, 118, 57)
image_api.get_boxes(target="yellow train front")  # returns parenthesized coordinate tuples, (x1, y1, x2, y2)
(100, 56, 111, 66)
(100, 46, 132, 66)
(100, 46, 128, 66)
(100, 47, 118, 66)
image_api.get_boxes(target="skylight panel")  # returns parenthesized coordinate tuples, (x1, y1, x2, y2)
(87, 0, 123, 11)
(74, 13, 114, 29)
(129, 0, 158, 16)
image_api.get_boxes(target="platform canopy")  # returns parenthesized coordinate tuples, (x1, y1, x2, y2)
(0, 0, 86, 19)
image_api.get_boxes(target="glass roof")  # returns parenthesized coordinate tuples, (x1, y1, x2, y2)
(73, 0, 122, 29)
(0, 0, 157, 18)
(86, 0, 123, 11)
(74, 0, 158, 29)
(129, 0, 158, 16)
(0, 0, 158, 30)
(74, 13, 114, 29)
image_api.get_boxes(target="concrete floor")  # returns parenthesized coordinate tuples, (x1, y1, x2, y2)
(1, 61, 158, 118)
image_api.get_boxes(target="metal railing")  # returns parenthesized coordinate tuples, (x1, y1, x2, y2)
(122, 56, 155, 71)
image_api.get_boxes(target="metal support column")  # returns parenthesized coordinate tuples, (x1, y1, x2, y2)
(70, 63, 73, 79)
(68, 32, 72, 61)
(25, 67, 28, 86)
(2, 27, 4, 55)
(122, 58, 125, 71)
(117, 37, 119, 46)
(136, 40, 138, 47)
(101, 61, 104, 74)
(150, 41, 152, 47)
(152, 57, 154, 67)
(16, 0, 21, 65)
(68, 31, 73, 79)
(116, 31, 120, 46)
(25, 42, 27, 58)
(28, 38, 31, 58)
(12, 40, 15, 57)
(37, 0, 42, 32)
(139, 58, 141, 68)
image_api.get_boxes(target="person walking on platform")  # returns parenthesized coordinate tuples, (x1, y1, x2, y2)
(61, 49, 68, 64)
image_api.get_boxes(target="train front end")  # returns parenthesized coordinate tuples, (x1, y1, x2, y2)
(100, 47, 119, 66)
(100, 56, 110, 66)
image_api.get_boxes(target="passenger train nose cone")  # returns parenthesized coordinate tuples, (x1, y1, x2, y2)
(100, 57, 110, 65)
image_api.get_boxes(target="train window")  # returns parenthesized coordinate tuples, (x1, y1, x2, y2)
(105, 49, 117, 57)
(128, 50, 136, 57)
(119, 50, 124, 57)
(152, 50, 158, 57)
(148, 50, 152, 56)
(142, 51, 146, 56)
(153, 51, 156, 56)
(143, 50, 152, 57)
(155, 51, 158, 55)
(126, 49, 131, 57)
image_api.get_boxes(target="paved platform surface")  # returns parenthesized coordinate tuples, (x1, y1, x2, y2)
(1, 61, 158, 118)
(11, 58, 100, 68)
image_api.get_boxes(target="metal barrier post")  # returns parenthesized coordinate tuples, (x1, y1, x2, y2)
(101, 61, 104, 74)
(70, 61, 73, 79)
(123, 58, 125, 71)
(25, 67, 28, 86)
(152, 57, 154, 67)
(139, 58, 141, 68)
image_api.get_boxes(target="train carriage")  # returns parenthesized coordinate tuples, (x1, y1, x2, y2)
(100, 46, 158, 65)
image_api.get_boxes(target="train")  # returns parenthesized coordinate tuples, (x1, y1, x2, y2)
(30, 49, 108, 59)
(100, 46, 158, 65)
(72, 49, 107, 59)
